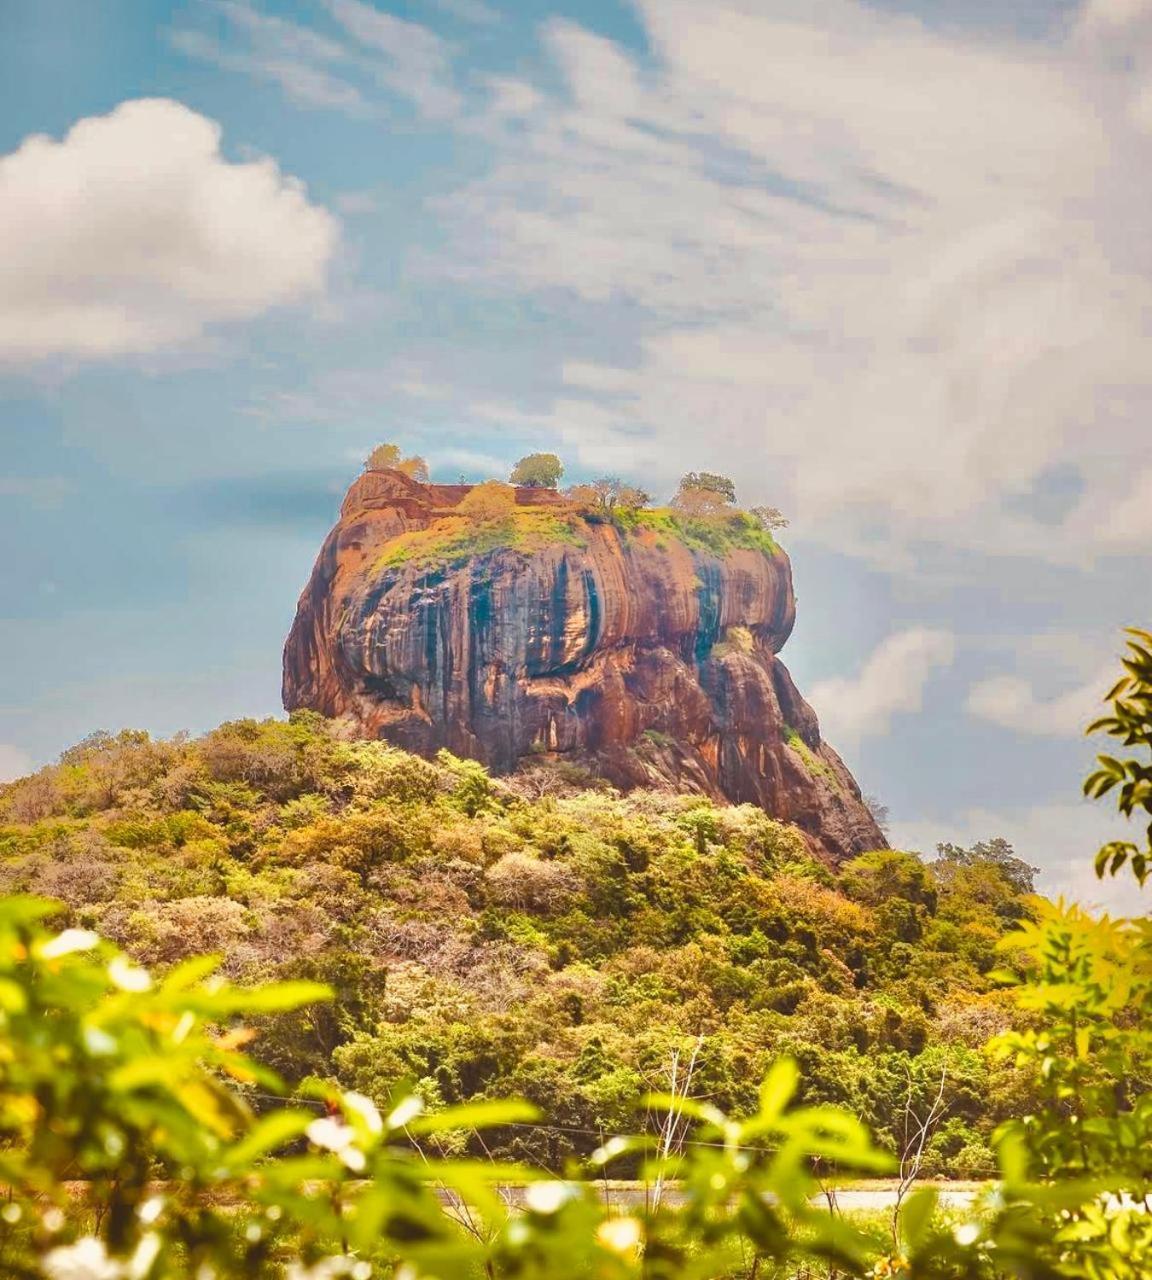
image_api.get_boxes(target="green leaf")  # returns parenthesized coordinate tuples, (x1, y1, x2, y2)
(757, 1057, 799, 1123)
(996, 1129, 1030, 1185)
(109, 1055, 191, 1092)
(642, 1093, 727, 1126)
(988, 967, 1021, 986)
(589, 1134, 650, 1168)
(177, 980, 333, 1016)
(0, 895, 61, 927)
(419, 1157, 541, 1185)
(160, 954, 223, 991)
(236, 979, 334, 1012)
(408, 1099, 539, 1134)
(173, 1077, 248, 1138)
(223, 1109, 314, 1167)
(204, 1046, 286, 1092)
(899, 1187, 938, 1250)
(0, 977, 27, 1013)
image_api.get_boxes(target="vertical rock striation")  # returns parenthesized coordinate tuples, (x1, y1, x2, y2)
(283, 469, 886, 863)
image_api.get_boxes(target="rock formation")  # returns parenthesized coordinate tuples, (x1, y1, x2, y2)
(283, 468, 886, 863)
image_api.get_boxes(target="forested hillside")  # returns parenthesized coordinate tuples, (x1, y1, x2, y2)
(0, 714, 1038, 1175)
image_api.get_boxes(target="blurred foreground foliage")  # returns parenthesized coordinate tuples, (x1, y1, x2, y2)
(0, 628, 1150, 1275)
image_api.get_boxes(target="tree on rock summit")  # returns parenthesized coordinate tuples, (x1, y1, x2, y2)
(365, 443, 429, 482)
(510, 453, 564, 489)
(567, 476, 651, 514)
(673, 471, 737, 517)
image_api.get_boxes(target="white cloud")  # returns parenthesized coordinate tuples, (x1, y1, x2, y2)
(484, 76, 544, 118)
(336, 190, 380, 215)
(809, 628, 956, 746)
(0, 745, 33, 785)
(215, 0, 349, 62)
(324, 0, 461, 119)
(425, 0, 500, 26)
(967, 668, 1111, 737)
(891, 799, 1142, 912)
(169, 1, 371, 113)
(1078, 0, 1152, 32)
(171, 1, 459, 121)
(433, 0, 1152, 568)
(966, 631, 1122, 736)
(428, 445, 512, 476)
(1096, 469, 1152, 548)
(0, 99, 338, 362)
(169, 27, 369, 114)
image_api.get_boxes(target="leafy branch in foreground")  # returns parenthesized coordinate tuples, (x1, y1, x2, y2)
(0, 892, 899, 1278)
(1084, 627, 1152, 883)
(0, 896, 530, 1279)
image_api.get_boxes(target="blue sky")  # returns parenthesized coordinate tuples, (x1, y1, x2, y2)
(2, 0, 1149, 904)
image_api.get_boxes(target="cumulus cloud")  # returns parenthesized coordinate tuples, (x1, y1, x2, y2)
(430, 0, 1152, 566)
(809, 628, 956, 747)
(0, 99, 338, 361)
(0, 745, 33, 785)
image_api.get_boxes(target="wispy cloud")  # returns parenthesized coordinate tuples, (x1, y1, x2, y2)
(427, 445, 511, 476)
(170, 2, 370, 114)
(335, 190, 380, 214)
(423, 0, 500, 26)
(810, 628, 956, 747)
(243, 364, 449, 423)
(171, 0, 461, 121)
(170, 28, 370, 114)
(324, 0, 462, 119)
(160, 0, 1152, 575)
(425, 0, 1152, 570)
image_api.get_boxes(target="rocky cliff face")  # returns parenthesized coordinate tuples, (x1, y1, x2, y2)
(283, 469, 886, 863)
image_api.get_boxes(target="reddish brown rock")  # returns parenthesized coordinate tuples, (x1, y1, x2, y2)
(283, 469, 886, 863)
